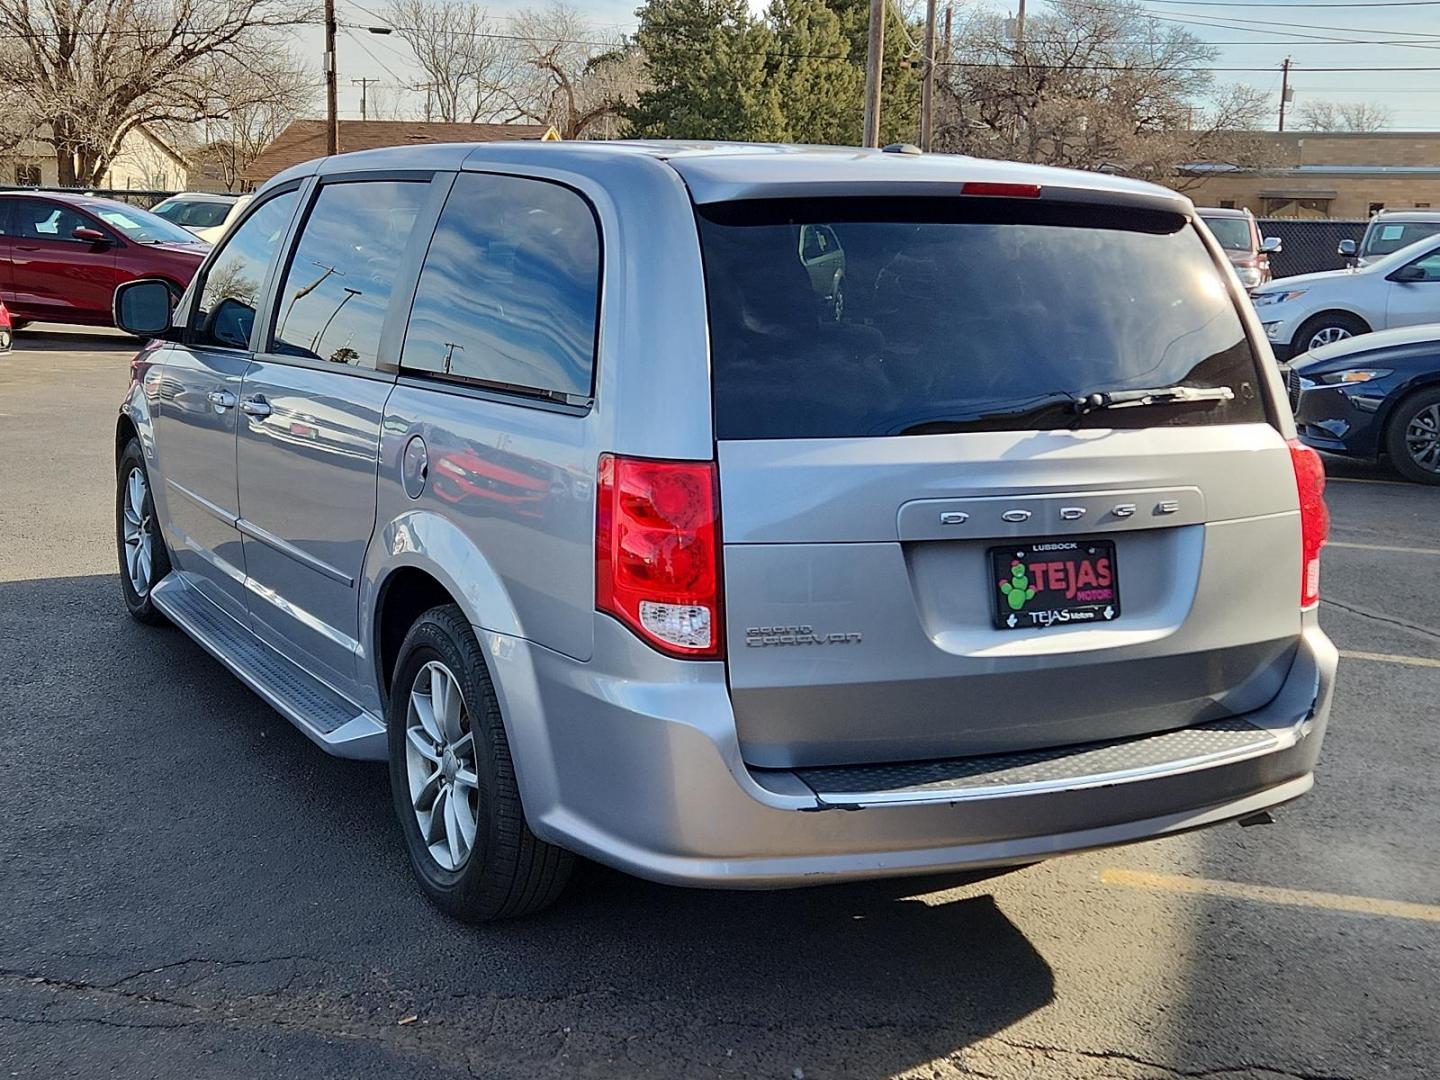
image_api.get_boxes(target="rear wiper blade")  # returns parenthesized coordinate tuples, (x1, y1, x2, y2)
(1071, 384, 1234, 415)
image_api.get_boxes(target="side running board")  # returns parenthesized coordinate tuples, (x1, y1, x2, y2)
(150, 574, 387, 760)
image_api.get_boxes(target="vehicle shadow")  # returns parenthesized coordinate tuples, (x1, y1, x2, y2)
(6, 324, 135, 354)
(1, 572, 1057, 1078)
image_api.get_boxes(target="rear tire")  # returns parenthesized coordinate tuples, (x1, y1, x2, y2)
(1384, 387, 1440, 485)
(116, 438, 172, 625)
(1291, 312, 1368, 356)
(387, 604, 573, 922)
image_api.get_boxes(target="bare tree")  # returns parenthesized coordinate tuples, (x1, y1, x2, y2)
(502, 4, 643, 139)
(934, 0, 1272, 184)
(384, 0, 521, 122)
(363, 82, 412, 121)
(1296, 99, 1392, 133)
(0, 0, 318, 186)
(191, 51, 315, 190)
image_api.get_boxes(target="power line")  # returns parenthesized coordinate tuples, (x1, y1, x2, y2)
(1146, 0, 1440, 7)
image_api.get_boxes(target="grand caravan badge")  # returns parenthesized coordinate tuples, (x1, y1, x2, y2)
(745, 625, 863, 647)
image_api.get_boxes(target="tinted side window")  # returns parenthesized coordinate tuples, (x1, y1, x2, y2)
(271, 180, 428, 369)
(1405, 250, 1440, 282)
(193, 191, 300, 350)
(14, 201, 91, 242)
(402, 173, 599, 399)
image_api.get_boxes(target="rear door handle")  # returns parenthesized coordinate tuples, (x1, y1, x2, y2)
(207, 390, 236, 410)
(241, 396, 272, 419)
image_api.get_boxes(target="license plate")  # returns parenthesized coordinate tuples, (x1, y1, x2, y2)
(990, 539, 1120, 630)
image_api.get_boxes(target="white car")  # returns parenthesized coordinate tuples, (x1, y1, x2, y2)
(1338, 210, 1440, 267)
(150, 192, 252, 245)
(1254, 232, 1440, 359)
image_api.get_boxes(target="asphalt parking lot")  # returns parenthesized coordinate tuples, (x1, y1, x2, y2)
(2, 327, 1437, 1080)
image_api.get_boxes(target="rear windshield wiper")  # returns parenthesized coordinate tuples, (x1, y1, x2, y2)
(1070, 384, 1234, 415)
(891, 385, 1235, 436)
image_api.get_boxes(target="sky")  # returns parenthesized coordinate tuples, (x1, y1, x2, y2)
(320, 0, 1440, 131)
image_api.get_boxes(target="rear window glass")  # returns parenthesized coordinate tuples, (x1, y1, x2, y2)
(1363, 220, 1440, 257)
(154, 200, 232, 228)
(697, 198, 1268, 440)
(1199, 215, 1252, 251)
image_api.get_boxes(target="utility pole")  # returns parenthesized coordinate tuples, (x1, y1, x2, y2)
(920, 0, 938, 150)
(325, 0, 339, 154)
(1278, 56, 1292, 132)
(352, 77, 377, 121)
(862, 0, 886, 146)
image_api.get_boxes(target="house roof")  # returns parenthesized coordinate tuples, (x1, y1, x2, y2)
(242, 120, 554, 183)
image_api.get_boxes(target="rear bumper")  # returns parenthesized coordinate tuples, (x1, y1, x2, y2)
(482, 617, 1336, 889)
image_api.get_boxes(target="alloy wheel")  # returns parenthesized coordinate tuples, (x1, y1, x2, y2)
(1308, 325, 1353, 350)
(121, 467, 154, 597)
(404, 660, 480, 871)
(1404, 403, 1440, 474)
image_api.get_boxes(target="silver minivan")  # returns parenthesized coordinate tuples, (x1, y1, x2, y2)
(113, 142, 1338, 921)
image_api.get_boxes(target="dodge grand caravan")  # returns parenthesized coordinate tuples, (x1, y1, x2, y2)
(112, 142, 1338, 922)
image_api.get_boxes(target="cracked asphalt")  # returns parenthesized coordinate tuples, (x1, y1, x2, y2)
(2, 327, 1437, 1080)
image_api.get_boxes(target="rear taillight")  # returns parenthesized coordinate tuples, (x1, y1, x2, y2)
(0, 303, 10, 330)
(596, 454, 723, 658)
(1289, 440, 1329, 609)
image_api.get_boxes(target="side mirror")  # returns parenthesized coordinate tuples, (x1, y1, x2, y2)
(114, 278, 176, 337)
(205, 296, 255, 350)
(1388, 263, 1427, 284)
(72, 226, 111, 245)
(1261, 236, 1282, 254)
(1337, 239, 1357, 258)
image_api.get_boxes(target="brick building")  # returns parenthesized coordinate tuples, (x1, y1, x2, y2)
(1181, 131, 1440, 219)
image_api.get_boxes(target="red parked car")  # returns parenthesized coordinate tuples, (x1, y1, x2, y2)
(0, 300, 12, 353)
(0, 191, 208, 330)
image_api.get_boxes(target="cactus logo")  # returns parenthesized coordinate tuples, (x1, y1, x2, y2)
(999, 560, 1037, 611)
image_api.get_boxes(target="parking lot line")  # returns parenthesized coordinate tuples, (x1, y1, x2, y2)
(1328, 541, 1440, 556)
(1325, 476, 1415, 488)
(1099, 868, 1440, 924)
(1339, 650, 1440, 669)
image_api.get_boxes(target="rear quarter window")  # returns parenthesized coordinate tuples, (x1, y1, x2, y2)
(697, 198, 1269, 440)
(400, 172, 600, 402)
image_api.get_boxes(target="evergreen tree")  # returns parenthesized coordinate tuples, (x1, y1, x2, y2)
(829, 0, 921, 146)
(767, 0, 864, 145)
(625, 0, 785, 141)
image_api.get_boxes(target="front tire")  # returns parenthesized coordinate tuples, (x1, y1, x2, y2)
(1385, 388, 1440, 485)
(116, 438, 171, 624)
(1292, 312, 1369, 356)
(387, 604, 573, 922)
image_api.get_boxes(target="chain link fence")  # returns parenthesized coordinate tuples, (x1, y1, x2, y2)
(0, 186, 180, 210)
(1258, 219, 1368, 280)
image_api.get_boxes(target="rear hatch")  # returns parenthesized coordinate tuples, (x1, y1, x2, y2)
(697, 195, 1303, 769)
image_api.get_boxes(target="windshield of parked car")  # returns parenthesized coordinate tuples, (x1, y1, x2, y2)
(698, 197, 1267, 439)
(91, 204, 203, 245)
(1363, 220, 1440, 258)
(1200, 215, 1253, 252)
(152, 199, 233, 229)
